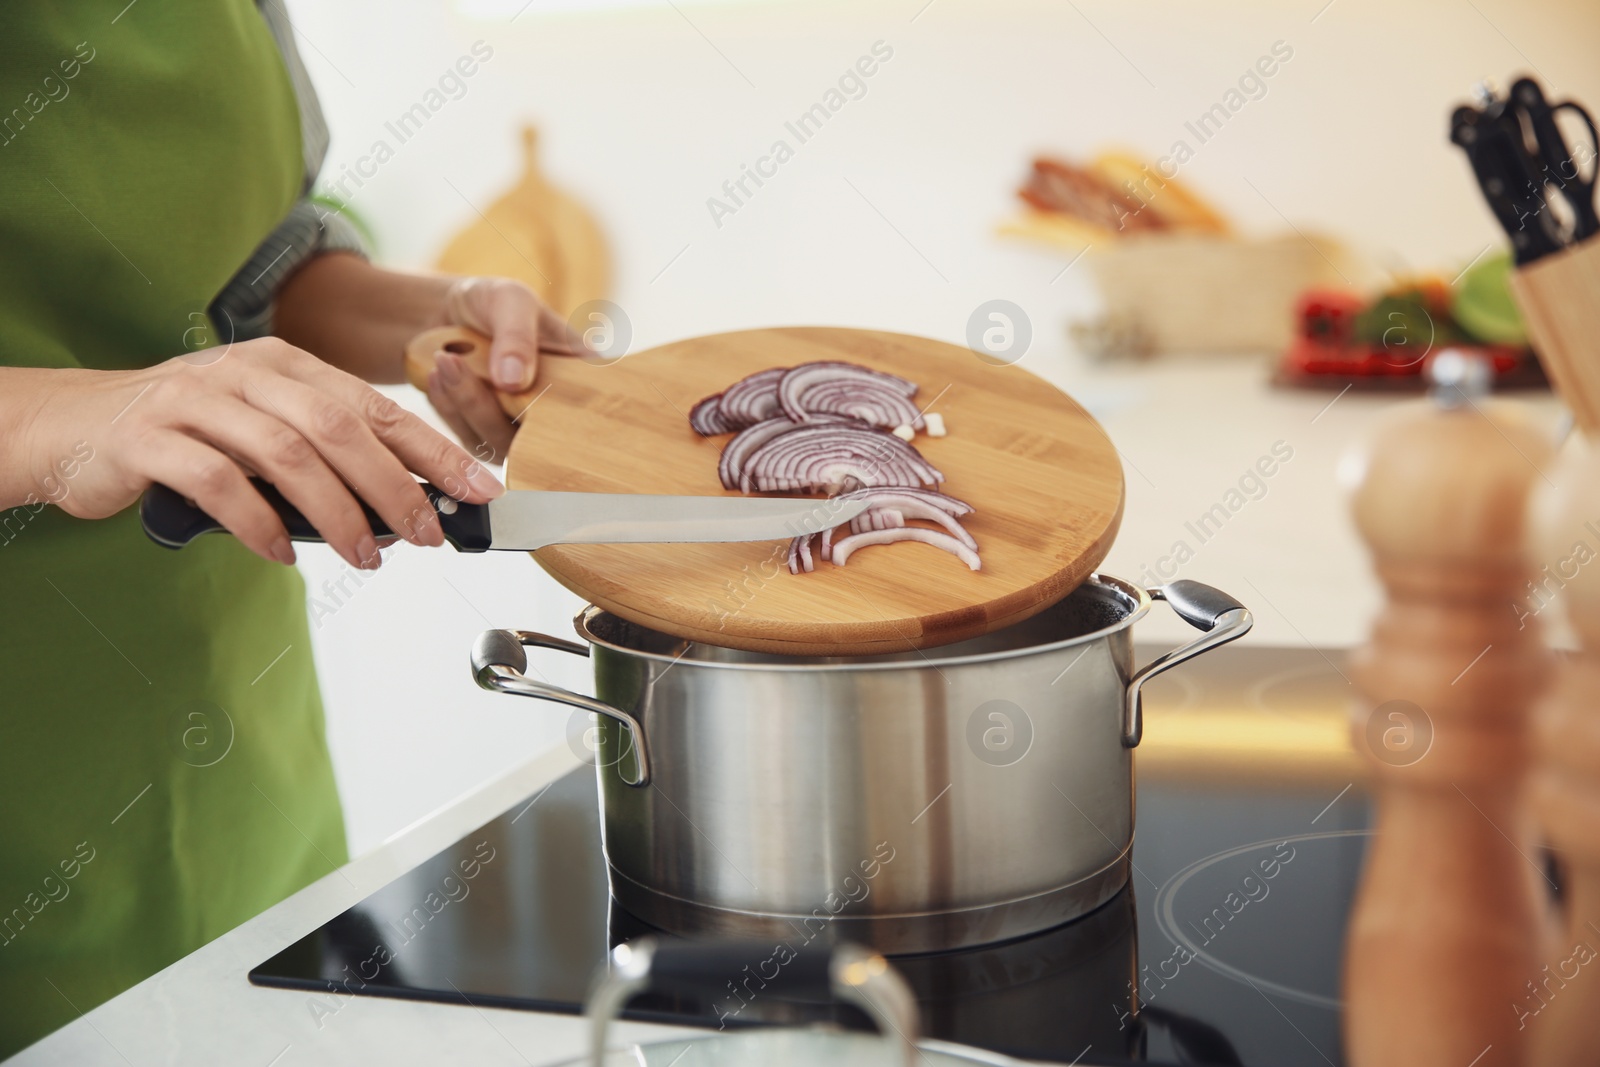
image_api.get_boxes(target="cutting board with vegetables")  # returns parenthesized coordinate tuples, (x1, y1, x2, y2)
(500, 326, 1123, 655)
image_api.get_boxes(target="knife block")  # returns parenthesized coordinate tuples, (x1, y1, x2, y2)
(1343, 360, 1553, 1067)
(1511, 236, 1600, 434)
(1511, 231, 1600, 1066)
(1523, 439, 1600, 1067)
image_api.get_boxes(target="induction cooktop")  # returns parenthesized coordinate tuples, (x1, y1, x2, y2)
(252, 733, 1370, 1066)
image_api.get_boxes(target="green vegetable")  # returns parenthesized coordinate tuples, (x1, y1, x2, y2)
(1452, 249, 1528, 346)
(1353, 287, 1462, 361)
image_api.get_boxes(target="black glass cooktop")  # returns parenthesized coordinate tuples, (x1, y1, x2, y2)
(252, 716, 1371, 1065)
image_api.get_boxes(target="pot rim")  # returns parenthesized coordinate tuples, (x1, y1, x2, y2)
(571, 573, 1153, 672)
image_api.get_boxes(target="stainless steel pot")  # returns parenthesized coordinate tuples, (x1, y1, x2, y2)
(471, 575, 1251, 954)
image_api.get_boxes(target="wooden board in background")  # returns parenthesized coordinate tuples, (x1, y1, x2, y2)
(506, 327, 1124, 655)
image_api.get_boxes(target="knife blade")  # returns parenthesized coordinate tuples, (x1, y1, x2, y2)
(477, 487, 867, 550)
(140, 479, 869, 552)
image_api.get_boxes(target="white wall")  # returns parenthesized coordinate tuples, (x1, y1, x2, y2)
(283, 0, 1600, 854)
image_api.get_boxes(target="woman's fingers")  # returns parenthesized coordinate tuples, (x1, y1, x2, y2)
(271, 349, 504, 507)
(443, 276, 593, 392)
(441, 277, 534, 389)
(137, 430, 294, 565)
(484, 290, 541, 390)
(423, 365, 480, 456)
(59, 340, 507, 562)
(536, 299, 588, 357)
(431, 353, 517, 464)
(476, 281, 555, 388)
(173, 395, 386, 570)
(239, 373, 449, 550)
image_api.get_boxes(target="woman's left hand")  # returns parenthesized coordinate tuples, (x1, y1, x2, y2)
(426, 277, 586, 463)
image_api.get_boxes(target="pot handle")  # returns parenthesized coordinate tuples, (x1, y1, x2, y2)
(470, 629, 651, 787)
(1122, 581, 1253, 749)
(585, 938, 920, 1067)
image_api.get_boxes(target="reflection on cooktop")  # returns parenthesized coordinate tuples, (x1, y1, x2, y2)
(252, 764, 1370, 1066)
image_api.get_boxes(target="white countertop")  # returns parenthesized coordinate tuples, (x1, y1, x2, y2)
(1027, 353, 1567, 650)
(9, 747, 696, 1067)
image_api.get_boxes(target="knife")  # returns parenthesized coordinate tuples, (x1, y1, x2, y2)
(140, 479, 869, 552)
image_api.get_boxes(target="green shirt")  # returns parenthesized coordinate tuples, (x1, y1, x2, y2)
(0, 3, 346, 1056)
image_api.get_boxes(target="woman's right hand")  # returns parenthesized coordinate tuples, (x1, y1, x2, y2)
(8, 338, 505, 569)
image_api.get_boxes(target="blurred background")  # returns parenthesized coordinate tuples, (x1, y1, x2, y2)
(281, 0, 1600, 854)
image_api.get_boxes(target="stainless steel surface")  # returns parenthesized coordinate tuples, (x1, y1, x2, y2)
(584, 940, 920, 1067)
(1427, 348, 1493, 406)
(604, 849, 1131, 951)
(470, 629, 651, 786)
(474, 574, 1251, 953)
(1121, 585, 1254, 748)
(830, 946, 921, 1067)
(586, 940, 653, 1067)
(486, 490, 869, 550)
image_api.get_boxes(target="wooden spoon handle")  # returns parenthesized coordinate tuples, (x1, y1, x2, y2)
(403, 325, 539, 420)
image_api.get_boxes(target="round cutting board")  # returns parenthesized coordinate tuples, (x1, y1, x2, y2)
(506, 327, 1124, 655)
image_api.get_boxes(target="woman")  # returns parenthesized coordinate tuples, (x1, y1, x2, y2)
(0, 4, 574, 1055)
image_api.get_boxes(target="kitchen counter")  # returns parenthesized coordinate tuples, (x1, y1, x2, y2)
(8, 746, 685, 1067)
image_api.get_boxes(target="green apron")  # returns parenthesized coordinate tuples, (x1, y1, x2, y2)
(0, 4, 347, 1056)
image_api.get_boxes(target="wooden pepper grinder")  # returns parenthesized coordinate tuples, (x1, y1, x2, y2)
(1343, 351, 1554, 1067)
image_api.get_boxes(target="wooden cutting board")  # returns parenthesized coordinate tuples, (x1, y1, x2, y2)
(505, 327, 1124, 655)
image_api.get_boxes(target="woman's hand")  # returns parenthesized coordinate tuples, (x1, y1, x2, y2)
(272, 257, 587, 465)
(9, 337, 504, 569)
(425, 277, 586, 464)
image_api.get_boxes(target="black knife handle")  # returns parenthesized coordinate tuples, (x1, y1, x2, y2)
(140, 479, 492, 552)
(1451, 100, 1567, 265)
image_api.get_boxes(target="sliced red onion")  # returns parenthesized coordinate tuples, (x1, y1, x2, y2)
(689, 394, 734, 436)
(719, 417, 797, 491)
(742, 426, 943, 494)
(717, 367, 787, 428)
(831, 486, 974, 517)
(718, 414, 863, 491)
(851, 508, 906, 534)
(786, 534, 815, 575)
(830, 527, 982, 571)
(699, 364, 978, 574)
(777, 362, 918, 424)
(850, 502, 975, 548)
(787, 377, 925, 431)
